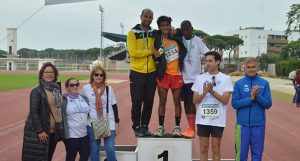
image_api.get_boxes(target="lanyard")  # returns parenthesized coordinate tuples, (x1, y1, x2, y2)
(73, 97, 82, 113)
(183, 35, 194, 59)
(141, 25, 149, 49)
(160, 36, 167, 49)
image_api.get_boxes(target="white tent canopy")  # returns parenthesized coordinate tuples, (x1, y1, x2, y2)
(45, 0, 96, 5)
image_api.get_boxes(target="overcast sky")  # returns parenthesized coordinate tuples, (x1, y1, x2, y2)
(0, 0, 298, 50)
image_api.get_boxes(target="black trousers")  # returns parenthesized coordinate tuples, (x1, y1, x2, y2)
(130, 70, 157, 129)
(63, 135, 90, 161)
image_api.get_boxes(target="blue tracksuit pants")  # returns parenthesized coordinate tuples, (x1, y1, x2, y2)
(235, 124, 265, 161)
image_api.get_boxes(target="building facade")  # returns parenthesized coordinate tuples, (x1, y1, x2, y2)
(224, 27, 297, 58)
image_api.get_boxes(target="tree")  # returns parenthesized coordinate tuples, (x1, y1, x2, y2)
(204, 35, 243, 63)
(0, 50, 6, 58)
(282, 40, 300, 58)
(258, 53, 280, 71)
(224, 36, 244, 63)
(103, 46, 122, 57)
(193, 29, 209, 38)
(205, 35, 228, 53)
(285, 4, 300, 35)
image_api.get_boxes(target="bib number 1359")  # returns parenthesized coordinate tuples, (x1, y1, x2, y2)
(201, 104, 219, 117)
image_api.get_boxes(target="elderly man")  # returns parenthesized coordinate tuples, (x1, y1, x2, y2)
(232, 57, 272, 161)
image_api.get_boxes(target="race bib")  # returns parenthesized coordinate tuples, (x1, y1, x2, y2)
(164, 44, 179, 63)
(201, 103, 219, 118)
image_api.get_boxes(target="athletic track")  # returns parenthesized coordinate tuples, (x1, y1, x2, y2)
(0, 71, 299, 161)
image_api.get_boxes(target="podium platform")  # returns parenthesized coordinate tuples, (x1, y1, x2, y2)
(138, 134, 192, 161)
(99, 145, 137, 161)
(97, 135, 234, 161)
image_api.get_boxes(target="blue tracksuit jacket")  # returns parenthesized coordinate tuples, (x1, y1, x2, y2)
(232, 74, 272, 126)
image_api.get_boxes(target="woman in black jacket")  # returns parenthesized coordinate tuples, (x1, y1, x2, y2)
(22, 62, 63, 161)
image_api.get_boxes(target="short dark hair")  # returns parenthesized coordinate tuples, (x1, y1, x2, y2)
(156, 16, 172, 27)
(38, 62, 59, 82)
(204, 51, 222, 62)
(180, 20, 192, 29)
(65, 77, 78, 88)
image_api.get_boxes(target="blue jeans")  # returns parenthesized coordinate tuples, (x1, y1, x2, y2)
(295, 86, 300, 103)
(87, 125, 116, 161)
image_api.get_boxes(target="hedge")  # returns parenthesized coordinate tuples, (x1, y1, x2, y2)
(276, 59, 300, 77)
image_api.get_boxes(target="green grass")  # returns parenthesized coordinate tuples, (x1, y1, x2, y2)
(0, 73, 89, 91)
(271, 90, 294, 103)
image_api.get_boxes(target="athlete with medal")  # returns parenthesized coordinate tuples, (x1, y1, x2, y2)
(179, 20, 209, 138)
(152, 16, 187, 137)
(192, 51, 233, 161)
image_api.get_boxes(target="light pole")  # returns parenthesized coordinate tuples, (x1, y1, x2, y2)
(120, 23, 124, 35)
(99, 5, 104, 64)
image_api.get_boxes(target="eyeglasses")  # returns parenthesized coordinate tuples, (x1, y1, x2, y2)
(69, 83, 80, 87)
(94, 73, 104, 77)
(246, 66, 256, 69)
(43, 71, 54, 74)
(212, 76, 216, 86)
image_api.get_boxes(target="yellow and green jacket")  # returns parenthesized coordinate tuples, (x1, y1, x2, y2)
(127, 24, 156, 73)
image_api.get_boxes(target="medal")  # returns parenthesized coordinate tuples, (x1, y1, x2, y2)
(158, 47, 164, 55)
(78, 115, 82, 121)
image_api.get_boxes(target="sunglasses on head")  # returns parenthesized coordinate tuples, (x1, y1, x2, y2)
(212, 76, 216, 86)
(94, 73, 104, 77)
(69, 83, 80, 87)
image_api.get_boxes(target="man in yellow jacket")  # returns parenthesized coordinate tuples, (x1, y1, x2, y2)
(127, 8, 157, 137)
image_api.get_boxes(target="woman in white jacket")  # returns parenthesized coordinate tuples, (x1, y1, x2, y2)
(82, 65, 120, 161)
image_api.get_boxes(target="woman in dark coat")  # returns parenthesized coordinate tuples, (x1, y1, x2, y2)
(22, 62, 63, 161)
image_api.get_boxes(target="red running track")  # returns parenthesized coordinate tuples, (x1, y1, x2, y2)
(0, 72, 300, 161)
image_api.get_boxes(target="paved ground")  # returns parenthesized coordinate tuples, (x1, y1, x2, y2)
(0, 72, 300, 161)
(231, 76, 295, 95)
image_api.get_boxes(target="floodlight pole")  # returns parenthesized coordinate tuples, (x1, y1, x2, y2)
(99, 5, 104, 64)
(120, 23, 124, 35)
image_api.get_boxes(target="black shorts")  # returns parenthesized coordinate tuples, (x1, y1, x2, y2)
(197, 124, 224, 137)
(181, 83, 194, 103)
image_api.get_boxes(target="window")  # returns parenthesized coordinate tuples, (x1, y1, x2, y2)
(9, 46, 12, 54)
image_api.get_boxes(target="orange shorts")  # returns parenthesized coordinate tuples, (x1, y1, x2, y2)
(157, 73, 183, 89)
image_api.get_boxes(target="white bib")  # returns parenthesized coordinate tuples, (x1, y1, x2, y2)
(164, 44, 179, 63)
(201, 103, 220, 118)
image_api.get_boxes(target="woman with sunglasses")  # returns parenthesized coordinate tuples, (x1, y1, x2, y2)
(82, 65, 120, 161)
(61, 78, 90, 161)
(22, 62, 63, 161)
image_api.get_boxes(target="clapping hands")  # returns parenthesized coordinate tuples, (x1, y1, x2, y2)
(251, 85, 259, 100)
